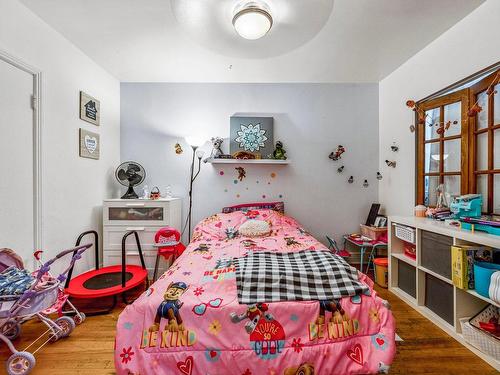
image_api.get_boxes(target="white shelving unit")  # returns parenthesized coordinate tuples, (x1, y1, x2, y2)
(205, 158, 290, 165)
(389, 216, 500, 371)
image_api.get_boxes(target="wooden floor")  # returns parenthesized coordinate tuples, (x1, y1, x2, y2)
(0, 286, 496, 374)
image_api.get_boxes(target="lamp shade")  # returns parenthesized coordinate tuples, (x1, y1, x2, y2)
(185, 135, 205, 148)
(233, 2, 273, 40)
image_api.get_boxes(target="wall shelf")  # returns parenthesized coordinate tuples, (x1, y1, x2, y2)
(205, 158, 290, 165)
(388, 216, 500, 372)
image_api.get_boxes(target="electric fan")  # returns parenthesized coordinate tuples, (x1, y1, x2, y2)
(115, 161, 146, 199)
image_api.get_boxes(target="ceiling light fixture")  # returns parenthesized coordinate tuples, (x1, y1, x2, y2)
(232, 1, 273, 40)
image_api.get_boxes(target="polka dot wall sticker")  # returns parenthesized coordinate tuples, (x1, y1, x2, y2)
(224, 189, 228, 193)
(236, 194, 240, 198)
(262, 195, 266, 199)
(271, 172, 276, 178)
(279, 194, 283, 198)
(233, 180, 238, 184)
(219, 171, 224, 176)
(256, 180, 260, 184)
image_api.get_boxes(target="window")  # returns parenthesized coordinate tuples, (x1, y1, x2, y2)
(416, 90, 469, 207)
(470, 71, 500, 214)
(416, 67, 500, 216)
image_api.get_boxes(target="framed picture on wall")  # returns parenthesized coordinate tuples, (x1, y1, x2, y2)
(230, 116, 274, 158)
(79, 91, 100, 126)
(79, 128, 100, 160)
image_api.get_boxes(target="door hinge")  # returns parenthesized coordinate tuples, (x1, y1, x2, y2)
(31, 95, 36, 110)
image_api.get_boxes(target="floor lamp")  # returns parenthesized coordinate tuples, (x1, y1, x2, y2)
(185, 137, 205, 241)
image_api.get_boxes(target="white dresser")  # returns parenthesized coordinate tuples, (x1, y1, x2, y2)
(102, 198, 182, 277)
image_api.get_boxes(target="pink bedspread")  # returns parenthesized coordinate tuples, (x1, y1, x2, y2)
(115, 210, 395, 374)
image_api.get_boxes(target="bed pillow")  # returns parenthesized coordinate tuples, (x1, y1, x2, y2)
(222, 201, 284, 214)
(239, 219, 271, 237)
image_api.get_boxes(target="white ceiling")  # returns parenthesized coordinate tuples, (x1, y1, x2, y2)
(20, 0, 484, 82)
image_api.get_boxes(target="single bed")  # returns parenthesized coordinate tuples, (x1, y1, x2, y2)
(115, 206, 395, 375)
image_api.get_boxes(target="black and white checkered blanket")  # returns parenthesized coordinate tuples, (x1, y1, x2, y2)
(234, 250, 368, 304)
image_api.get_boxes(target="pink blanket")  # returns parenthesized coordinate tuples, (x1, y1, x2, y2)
(115, 210, 395, 374)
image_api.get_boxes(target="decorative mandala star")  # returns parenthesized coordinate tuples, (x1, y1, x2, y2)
(235, 123, 268, 152)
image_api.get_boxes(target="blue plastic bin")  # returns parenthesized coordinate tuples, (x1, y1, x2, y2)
(474, 262, 500, 298)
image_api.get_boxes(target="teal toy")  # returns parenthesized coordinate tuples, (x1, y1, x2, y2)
(450, 194, 482, 219)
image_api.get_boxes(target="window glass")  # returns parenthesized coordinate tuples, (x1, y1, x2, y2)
(444, 175, 460, 198)
(477, 91, 489, 130)
(425, 108, 441, 140)
(495, 129, 500, 169)
(424, 176, 440, 206)
(443, 139, 461, 172)
(425, 143, 440, 173)
(477, 175, 489, 213)
(477, 132, 489, 171)
(444, 101, 461, 137)
(494, 84, 500, 125)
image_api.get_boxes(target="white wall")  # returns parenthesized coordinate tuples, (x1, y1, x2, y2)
(0, 0, 120, 273)
(121, 83, 380, 245)
(378, 0, 500, 216)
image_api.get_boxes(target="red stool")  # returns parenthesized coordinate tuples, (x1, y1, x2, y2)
(152, 227, 186, 281)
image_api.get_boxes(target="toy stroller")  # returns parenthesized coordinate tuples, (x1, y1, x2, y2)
(33, 250, 85, 325)
(0, 244, 91, 375)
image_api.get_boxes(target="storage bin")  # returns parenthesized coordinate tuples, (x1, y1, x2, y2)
(460, 317, 500, 360)
(360, 224, 387, 241)
(398, 261, 416, 298)
(474, 262, 500, 298)
(421, 231, 453, 280)
(394, 224, 416, 244)
(374, 258, 388, 288)
(425, 273, 454, 325)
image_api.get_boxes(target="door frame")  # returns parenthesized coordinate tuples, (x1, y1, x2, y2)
(0, 50, 43, 251)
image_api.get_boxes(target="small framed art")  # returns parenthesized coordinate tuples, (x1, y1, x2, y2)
(80, 91, 100, 126)
(79, 128, 100, 160)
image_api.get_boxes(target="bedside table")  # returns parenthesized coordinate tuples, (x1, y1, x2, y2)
(102, 198, 182, 277)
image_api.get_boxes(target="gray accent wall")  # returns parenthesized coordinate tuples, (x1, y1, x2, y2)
(121, 83, 379, 244)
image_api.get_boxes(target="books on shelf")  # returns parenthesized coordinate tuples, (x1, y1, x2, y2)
(451, 245, 493, 290)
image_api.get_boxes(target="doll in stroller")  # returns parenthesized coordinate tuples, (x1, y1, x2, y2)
(0, 244, 91, 375)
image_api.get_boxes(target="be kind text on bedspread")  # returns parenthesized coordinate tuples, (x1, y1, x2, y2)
(140, 328, 196, 349)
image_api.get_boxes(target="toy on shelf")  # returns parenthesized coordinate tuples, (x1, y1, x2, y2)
(450, 194, 482, 219)
(271, 141, 287, 160)
(450, 194, 500, 235)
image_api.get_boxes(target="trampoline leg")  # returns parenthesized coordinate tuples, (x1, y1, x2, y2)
(153, 253, 160, 282)
(82, 295, 118, 316)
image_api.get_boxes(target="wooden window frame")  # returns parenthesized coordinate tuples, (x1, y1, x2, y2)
(469, 70, 500, 214)
(416, 89, 469, 206)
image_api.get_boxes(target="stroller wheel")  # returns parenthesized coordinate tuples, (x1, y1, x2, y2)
(54, 316, 75, 338)
(2, 320, 21, 340)
(73, 312, 86, 325)
(6, 351, 35, 375)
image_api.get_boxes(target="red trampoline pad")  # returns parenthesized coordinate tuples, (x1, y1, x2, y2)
(66, 265, 148, 298)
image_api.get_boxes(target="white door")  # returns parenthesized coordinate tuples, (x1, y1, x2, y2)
(0, 58, 35, 267)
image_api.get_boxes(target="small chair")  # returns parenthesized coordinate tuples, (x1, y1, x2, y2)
(326, 236, 351, 258)
(152, 227, 186, 282)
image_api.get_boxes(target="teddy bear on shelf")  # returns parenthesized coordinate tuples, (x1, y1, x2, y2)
(204, 137, 224, 162)
(230, 303, 274, 334)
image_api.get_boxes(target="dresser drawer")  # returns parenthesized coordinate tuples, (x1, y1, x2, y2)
(104, 201, 170, 226)
(103, 226, 163, 251)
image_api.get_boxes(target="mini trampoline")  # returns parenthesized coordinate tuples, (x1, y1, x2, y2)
(65, 230, 149, 314)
